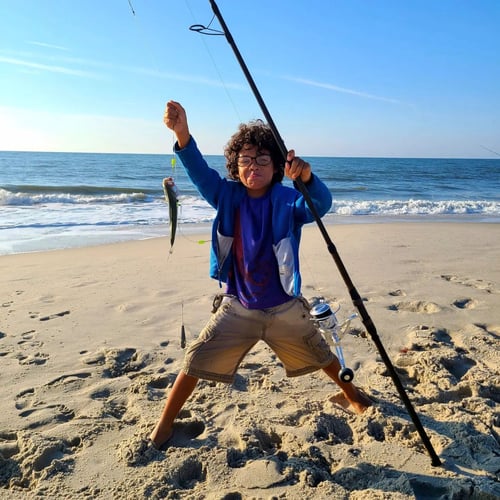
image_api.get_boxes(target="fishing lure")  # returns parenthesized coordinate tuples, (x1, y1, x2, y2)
(162, 177, 178, 252)
(180, 301, 186, 349)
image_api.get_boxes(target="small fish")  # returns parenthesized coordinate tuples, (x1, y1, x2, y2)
(162, 177, 178, 251)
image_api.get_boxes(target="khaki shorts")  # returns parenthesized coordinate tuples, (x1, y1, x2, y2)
(182, 295, 334, 383)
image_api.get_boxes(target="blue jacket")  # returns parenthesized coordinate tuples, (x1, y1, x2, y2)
(176, 137, 332, 296)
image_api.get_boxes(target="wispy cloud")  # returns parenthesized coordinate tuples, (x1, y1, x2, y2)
(1, 48, 246, 90)
(284, 76, 402, 104)
(26, 41, 69, 51)
(125, 65, 247, 90)
(0, 55, 103, 78)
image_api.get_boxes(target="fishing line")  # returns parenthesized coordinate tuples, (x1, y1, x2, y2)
(126, 1, 179, 197)
(183, 0, 243, 123)
(127, 1, 228, 251)
(480, 144, 500, 157)
(126, 0, 161, 74)
(126, 1, 194, 254)
(127, 0, 191, 349)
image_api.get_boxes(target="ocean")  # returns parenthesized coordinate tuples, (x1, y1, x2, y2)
(1, 151, 499, 255)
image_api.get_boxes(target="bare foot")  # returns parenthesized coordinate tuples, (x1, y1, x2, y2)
(345, 386, 372, 414)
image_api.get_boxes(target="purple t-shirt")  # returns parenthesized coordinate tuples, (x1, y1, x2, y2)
(226, 192, 291, 309)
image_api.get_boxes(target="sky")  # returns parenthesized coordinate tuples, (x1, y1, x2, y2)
(0, 0, 499, 158)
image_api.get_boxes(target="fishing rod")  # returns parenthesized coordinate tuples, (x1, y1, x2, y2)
(207, 0, 441, 467)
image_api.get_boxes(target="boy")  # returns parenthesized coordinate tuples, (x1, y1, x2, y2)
(150, 101, 370, 449)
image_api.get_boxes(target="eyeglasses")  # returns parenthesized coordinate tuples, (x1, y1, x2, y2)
(237, 154, 272, 167)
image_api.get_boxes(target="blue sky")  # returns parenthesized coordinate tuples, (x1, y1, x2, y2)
(1, 0, 499, 158)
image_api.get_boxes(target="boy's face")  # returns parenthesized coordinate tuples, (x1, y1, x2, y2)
(237, 144, 277, 198)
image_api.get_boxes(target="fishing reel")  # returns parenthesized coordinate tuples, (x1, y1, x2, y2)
(310, 298, 357, 383)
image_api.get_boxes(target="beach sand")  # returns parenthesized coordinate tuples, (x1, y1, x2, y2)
(1, 222, 499, 499)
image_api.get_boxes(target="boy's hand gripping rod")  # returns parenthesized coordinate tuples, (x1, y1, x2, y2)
(208, 0, 441, 467)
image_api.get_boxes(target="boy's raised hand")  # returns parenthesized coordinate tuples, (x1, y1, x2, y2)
(164, 101, 190, 148)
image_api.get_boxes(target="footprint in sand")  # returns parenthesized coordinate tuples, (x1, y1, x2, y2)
(18, 404, 75, 429)
(19, 330, 36, 340)
(0, 431, 20, 459)
(11, 330, 48, 364)
(453, 323, 500, 372)
(16, 352, 49, 366)
(81, 347, 148, 378)
(441, 274, 497, 294)
(119, 410, 206, 466)
(309, 407, 354, 444)
(17, 339, 43, 348)
(408, 325, 452, 344)
(168, 409, 206, 442)
(146, 374, 176, 401)
(393, 324, 490, 405)
(388, 300, 441, 313)
(441, 355, 477, 381)
(39, 310, 70, 321)
(28, 310, 71, 321)
(169, 419, 206, 446)
(102, 348, 148, 378)
(331, 462, 470, 498)
(232, 362, 274, 391)
(2, 432, 81, 487)
(14, 373, 91, 429)
(452, 298, 478, 309)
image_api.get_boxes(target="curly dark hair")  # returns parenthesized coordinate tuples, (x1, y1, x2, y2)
(224, 119, 285, 184)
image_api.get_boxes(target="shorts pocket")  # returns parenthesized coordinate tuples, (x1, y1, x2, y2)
(304, 330, 332, 364)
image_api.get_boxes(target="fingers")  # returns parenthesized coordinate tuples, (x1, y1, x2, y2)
(164, 101, 190, 148)
(286, 150, 312, 182)
(163, 104, 175, 130)
(163, 101, 186, 130)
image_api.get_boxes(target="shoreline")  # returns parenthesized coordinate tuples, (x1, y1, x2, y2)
(1, 215, 498, 257)
(1, 222, 499, 498)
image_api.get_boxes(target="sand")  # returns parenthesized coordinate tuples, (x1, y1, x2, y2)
(0, 222, 499, 499)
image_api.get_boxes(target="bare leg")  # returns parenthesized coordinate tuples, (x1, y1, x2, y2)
(322, 358, 371, 414)
(150, 371, 199, 448)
